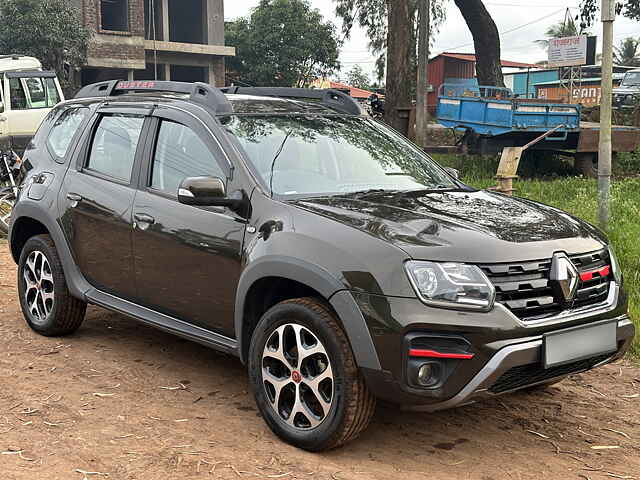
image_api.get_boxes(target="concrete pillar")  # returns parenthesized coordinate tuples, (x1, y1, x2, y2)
(208, 58, 225, 86)
(161, 0, 170, 41)
(207, 63, 216, 86)
(127, 70, 135, 81)
(206, 0, 224, 45)
(163, 64, 171, 81)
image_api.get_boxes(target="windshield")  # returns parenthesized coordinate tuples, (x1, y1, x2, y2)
(221, 115, 456, 197)
(622, 72, 640, 86)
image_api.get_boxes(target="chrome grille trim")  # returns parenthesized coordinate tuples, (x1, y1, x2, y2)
(479, 249, 612, 322)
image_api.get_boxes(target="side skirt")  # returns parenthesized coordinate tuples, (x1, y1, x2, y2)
(86, 289, 239, 357)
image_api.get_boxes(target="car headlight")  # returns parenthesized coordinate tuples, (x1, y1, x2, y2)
(405, 261, 496, 312)
(608, 246, 623, 285)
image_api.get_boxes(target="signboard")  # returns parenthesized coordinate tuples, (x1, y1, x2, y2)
(548, 35, 597, 67)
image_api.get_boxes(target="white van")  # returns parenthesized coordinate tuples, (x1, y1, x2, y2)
(0, 55, 65, 153)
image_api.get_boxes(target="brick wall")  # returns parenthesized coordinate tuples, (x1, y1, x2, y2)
(84, 0, 146, 69)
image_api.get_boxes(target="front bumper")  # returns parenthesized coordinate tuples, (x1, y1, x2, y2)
(354, 282, 634, 407)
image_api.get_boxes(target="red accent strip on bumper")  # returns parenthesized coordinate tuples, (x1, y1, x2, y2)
(580, 265, 611, 282)
(409, 349, 474, 360)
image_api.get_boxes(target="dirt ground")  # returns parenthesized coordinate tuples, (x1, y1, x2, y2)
(0, 241, 639, 480)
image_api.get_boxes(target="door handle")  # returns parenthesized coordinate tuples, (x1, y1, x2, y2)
(67, 193, 82, 206)
(134, 213, 155, 224)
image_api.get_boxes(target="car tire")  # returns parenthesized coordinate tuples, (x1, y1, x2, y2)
(17, 235, 87, 336)
(574, 153, 598, 178)
(248, 297, 376, 451)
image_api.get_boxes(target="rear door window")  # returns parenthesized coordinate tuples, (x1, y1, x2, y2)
(86, 114, 145, 182)
(46, 107, 90, 159)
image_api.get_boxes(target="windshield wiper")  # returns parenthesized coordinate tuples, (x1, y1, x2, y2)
(333, 189, 402, 199)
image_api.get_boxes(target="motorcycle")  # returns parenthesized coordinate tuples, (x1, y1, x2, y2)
(367, 94, 385, 120)
(0, 150, 22, 234)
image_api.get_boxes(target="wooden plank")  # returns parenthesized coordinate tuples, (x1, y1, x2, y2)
(497, 147, 523, 177)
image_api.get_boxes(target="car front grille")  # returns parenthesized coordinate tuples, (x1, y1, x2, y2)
(488, 353, 613, 394)
(478, 250, 611, 322)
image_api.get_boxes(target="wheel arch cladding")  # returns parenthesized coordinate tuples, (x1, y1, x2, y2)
(235, 256, 382, 371)
(10, 204, 91, 299)
(10, 216, 49, 263)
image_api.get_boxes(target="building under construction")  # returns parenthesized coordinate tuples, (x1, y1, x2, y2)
(71, 0, 235, 86)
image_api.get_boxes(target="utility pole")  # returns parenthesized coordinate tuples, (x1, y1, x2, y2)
(415, 0, 431, 148)
(599, 0, 615, 229)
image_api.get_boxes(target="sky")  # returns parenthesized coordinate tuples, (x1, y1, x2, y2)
(224, 1, 640, 82)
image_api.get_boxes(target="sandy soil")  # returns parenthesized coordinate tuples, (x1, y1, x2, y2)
(0, 240, 639, 480)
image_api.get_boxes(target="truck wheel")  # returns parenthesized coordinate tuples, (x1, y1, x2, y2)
(248, 297, 376, 451)
(575, 153, 598, 178)
(17, 235, 87, 336)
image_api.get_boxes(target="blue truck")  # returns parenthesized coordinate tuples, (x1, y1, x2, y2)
(436, 84, 640, 177)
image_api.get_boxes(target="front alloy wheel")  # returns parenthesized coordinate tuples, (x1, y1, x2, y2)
(249, 298, 376, 451)
(262, 323, 334, 429)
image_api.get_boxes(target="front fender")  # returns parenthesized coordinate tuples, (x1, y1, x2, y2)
(234, 255, 382, 370)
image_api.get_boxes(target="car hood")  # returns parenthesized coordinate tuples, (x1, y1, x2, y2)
(289, 190, 606, 263)
(613, 85, 640, 94)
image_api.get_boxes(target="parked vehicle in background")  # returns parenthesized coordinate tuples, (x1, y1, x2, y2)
(0, 149, 21, 233)
(7, 81, 634, 451)
(0, 55, 65, 154)
(613, 68, 640, 108)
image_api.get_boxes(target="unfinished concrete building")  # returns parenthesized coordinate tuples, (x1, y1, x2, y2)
(74, 0, 235, 86)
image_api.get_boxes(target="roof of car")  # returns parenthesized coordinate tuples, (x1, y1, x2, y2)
(73, 81, 363, 116)
(221, 94, 344, 114)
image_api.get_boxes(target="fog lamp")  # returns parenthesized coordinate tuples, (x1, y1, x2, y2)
(417, 363, 436, 386)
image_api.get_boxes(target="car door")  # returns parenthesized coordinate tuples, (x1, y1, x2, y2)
(58, 105, 151, 300)
(132, 108, 245, 337)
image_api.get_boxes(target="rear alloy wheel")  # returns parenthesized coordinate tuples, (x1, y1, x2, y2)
(249, 298, 376, 451)
(22, 250, 55, 323)
(18, 235, 87, 336)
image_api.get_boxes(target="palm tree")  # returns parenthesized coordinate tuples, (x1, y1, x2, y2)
(614, 37, 640, 66)
(535, 20, 588, 50)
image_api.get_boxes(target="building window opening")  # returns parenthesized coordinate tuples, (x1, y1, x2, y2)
(101, 0, 129, 32)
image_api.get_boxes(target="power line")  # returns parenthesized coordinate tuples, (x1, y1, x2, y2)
(440, 7, 565, 52)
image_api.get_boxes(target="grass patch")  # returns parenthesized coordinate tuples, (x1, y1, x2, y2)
(433, 154, 640, 358)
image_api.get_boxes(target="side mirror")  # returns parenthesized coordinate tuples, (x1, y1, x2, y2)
(178, 176, 227, 206)
(445, 167, 460, 179)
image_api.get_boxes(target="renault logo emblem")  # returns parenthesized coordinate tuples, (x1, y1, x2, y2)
(550, 253, 579, 303)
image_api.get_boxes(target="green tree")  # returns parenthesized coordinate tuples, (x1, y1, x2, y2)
(225, 0, 341, 87)
(579, 0, 640, 27)
(334, 0, 446, 130)
(345, 65, 371, 90)
(614, 37, 640, 67)
(0, 0, 90, 93)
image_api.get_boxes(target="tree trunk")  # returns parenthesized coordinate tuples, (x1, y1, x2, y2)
(385, 0, 412, 132)
(454, 0, 505, 87)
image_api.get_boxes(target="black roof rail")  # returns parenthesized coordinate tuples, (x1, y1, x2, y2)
(74, 80, 233, 115)
(220, 87, 362, 116)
